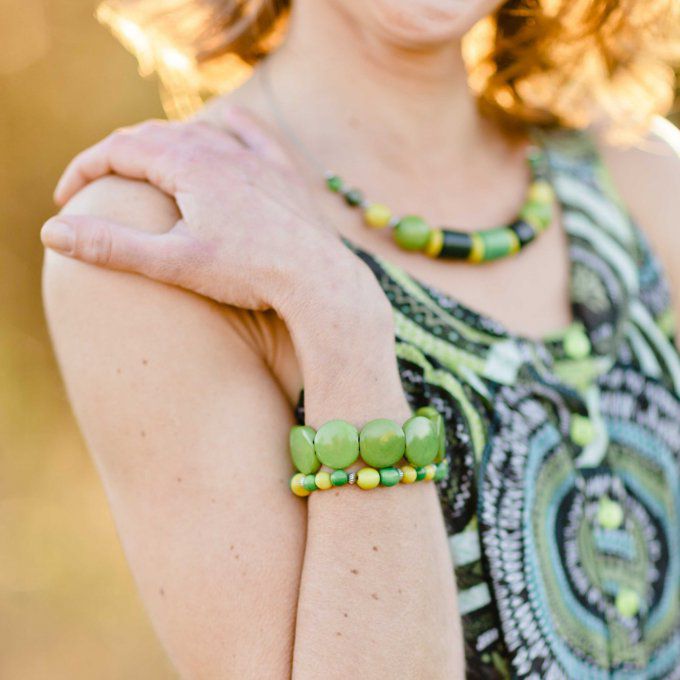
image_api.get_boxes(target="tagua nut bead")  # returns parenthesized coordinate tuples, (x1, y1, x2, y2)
(364, 203, 392, 229)
(330, 469, 349, 487)
(527, 179, 555, 204)
(563, 326, 592, 360)
(359, 418, 405, 468)
(415, 466, 427, 481)
(289, 425, 321, 475)
(400, 465, 417, 484)
(302, 474, 318, 492)
(394, 215, 431, 251)
(520, 200, 553, 231)
(314, 419, 360, 469)
(570, 414, 596, 447)
(434, 460, 449, 481)
(325, 174, 343, 192)
(423, 464, 437, 481)
(356, 467, 381, 490)
(314, 471, 333, 490)
(379, 466, 401, 487)
(416, 406, 446, 462)
(344, 188, 364, 206)
(290, 473, 310, 497)
(403, 415, 439, 467)
(425, 228, 444, 257)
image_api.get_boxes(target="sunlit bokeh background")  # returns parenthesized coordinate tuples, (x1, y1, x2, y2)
(1, 1, 679, 678)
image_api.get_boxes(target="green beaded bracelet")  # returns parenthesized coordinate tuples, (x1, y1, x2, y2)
(289, 407, 446, 475)
(290, 459, 449, 497)
(289, 406, 449, 496)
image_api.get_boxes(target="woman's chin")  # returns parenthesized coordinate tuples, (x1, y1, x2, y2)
(364, 0, 500, 46)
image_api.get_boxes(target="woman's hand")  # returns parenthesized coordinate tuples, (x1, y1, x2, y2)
(44, 106, 388, 327)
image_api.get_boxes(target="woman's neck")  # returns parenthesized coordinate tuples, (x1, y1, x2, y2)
(261, 0, 492, 175)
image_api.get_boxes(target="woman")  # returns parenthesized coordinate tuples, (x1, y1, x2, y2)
(41, 0, 680, 677)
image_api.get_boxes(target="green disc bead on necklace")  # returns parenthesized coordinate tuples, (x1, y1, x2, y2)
(326, 174, 343, 192)
(314, 419, 360, 469)
(359, 418, 405, 468)
(379, 466, 401, 487)
(289, 425, 321, 475)
(394, 215, 431, 251)
(344, 188, 364, 207)
(403, 415, 438, 467)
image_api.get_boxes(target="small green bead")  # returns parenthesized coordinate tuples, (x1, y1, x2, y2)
(344, 188, 363, 206)
(563, 326, 592, 360)
(520, 200, 553, 231)
(570, 414, 595, 447)
(394, 215, 431, 251)
(403, 415, 438, 467)
(315, 419, 360, 469)
(415, 466, 427, 481)
(379, 466, 401, 487)
(330, 469, 349, 486)
(615, 587, 641, 618)
(359, 418, 405, 468)
(302, 474, 318, 492)
(326, 175, 343, 192)
(598, 496, 624, 529)
(289, 425, 321, 475)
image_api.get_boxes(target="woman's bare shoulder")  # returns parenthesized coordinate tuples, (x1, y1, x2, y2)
(43, 171, 301, 404)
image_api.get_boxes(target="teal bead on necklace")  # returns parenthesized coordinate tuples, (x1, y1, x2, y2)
(324, 143, 555, 264)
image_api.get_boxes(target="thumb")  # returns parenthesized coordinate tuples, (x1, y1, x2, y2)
(41, 215, 180, 280)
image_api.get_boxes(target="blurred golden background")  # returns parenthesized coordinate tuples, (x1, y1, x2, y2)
(1, 1, 679, 678)
(0, 0, 173, 677)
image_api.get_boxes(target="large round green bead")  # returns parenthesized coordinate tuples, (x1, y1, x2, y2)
(403, 415, 438, 467)
(314, 419, 359, 469)
(416, 406, 446, 462)
(289, 425, 321, 475)
(394, 215, 431, 251)
(359, 418, 405, 468)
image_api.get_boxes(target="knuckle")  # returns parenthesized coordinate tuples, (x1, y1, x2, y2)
(75, 224, 113, 265)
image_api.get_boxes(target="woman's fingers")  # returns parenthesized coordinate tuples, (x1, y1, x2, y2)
(53, 120, 243, 206)
(41, 214, 198, 285)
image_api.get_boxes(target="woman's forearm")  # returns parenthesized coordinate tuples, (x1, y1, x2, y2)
(282, 267, 465, 680)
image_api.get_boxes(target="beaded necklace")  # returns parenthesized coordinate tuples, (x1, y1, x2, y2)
(258, 59, 556, 264)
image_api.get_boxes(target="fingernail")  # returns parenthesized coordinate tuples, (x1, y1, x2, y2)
(41, 220, 74, 253)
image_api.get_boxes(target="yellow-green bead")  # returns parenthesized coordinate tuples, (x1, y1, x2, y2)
(394, 215, 431, 251)
(314, 419, 360, 469)
(570, 414, 595, 447)
(400, 465, 417, 484)
(290, 473, 310, 497)
(527, 180, 554, 204)
(359, 418, 405, 468)
(469, 232, 485, 263)
(403, 415, 438, 467)
(425, 229, 444, 257)
(356, 467, 381, 490)
(289, 425, 321, 475)
(598, 496, 624, 530)
(423, 464, 437, 481)
(315, 471, 332, 490)
(364, 203, 392, 229)
(615, 587, 641, 618)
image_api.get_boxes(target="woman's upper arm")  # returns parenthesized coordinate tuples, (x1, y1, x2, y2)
(42, 175, 305, 678)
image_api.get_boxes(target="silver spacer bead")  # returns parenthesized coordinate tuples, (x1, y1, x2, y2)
(388, 215, 401, 230)
(347, 471, 357, 485)
(397, 467, 405, 480)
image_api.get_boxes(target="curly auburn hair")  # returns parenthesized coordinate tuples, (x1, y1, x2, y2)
(98, 0, 679, 137)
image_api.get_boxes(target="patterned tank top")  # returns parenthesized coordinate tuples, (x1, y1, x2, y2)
(294, 129, 680, 678)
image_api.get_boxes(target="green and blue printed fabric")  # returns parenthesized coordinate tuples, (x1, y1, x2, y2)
(295, 129, 680, 679)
